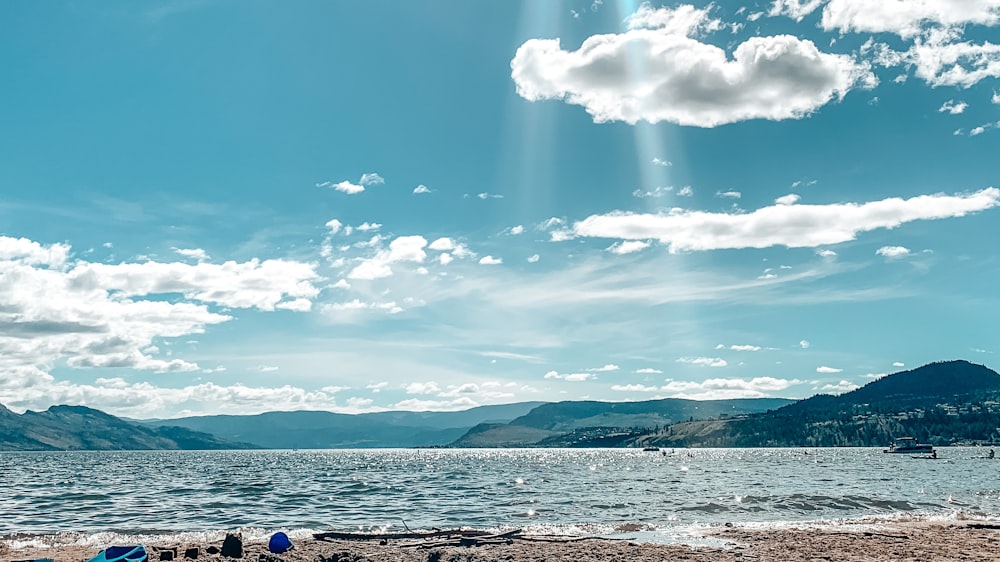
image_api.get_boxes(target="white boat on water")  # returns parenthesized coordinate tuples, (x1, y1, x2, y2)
(884, 437, 934, 454)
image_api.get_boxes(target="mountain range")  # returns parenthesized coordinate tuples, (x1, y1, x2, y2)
(2, 360, 997, 450)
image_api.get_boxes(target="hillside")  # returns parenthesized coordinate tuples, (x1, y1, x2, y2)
(637, 360, 1000, 448)
(450, 397, 792, 447)
(0, 405, 251, 451)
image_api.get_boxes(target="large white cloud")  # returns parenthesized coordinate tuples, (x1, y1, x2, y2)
(571, 188, 1000, 252)
(511, 4, 875, 127)
(0, 238, 322, 411)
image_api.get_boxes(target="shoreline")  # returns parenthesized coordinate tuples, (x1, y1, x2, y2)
(7, 521, 1000, 562)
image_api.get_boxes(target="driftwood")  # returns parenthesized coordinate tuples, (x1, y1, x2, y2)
(314, 529, 500, 542)
(314, 528, 608, 548)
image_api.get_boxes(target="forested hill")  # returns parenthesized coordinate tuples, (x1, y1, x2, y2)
(638, 360, 1000, 448)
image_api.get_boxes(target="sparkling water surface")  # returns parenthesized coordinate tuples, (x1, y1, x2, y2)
(2, 447, 999, 541)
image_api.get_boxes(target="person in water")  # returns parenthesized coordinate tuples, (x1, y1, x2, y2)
(989, 449, 995, 459)
(931, 450, 937, 459)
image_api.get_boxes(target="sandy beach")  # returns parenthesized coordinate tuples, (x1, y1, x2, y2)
(6, 521, 1000, 562)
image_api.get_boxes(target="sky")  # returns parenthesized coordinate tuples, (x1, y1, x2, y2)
(1, 0, 999, 419)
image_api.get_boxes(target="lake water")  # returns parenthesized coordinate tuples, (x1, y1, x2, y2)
(3, 447, 1000, 547)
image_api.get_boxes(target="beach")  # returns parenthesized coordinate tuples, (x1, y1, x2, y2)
(7, 521, 1000, 562)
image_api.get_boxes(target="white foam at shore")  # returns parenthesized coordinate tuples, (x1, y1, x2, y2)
(6, 511, 1000, 552)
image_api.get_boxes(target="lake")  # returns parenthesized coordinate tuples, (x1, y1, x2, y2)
(2, 447, 998, 547)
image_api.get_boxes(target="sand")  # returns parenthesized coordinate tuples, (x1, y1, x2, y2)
(6, 522, 1000, 562)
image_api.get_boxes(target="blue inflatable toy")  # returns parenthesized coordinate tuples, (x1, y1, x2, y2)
(268, 532, 294, 554)
(86, 545, 147, 562)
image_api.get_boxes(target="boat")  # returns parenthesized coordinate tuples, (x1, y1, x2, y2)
(642, 446, 660, 452)
(884, 437, 934, 454)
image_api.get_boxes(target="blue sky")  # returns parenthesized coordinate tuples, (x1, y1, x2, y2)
(2, 0, 999, 418)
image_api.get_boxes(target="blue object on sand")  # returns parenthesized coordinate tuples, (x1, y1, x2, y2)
(268, 532, 294, 554)
(87, 545, 147, 562)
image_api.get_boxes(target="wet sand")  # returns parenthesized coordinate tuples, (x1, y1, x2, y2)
(6, 521, 1000, 562)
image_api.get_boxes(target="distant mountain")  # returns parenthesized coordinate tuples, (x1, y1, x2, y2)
(449, 397, 793, 447)
(639, 360, 1000, 448)
(0, 404, 252, 451)
(148, 402, 548, 449)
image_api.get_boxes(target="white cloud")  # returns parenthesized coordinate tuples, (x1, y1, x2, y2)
(636, 367, 663, 374)
(775, 194, 801, 205)
(0, 377, 362, 419)
(611, 384, 662, 392)
(355, 222, 382, 232)
(586, 364, 620, 372)
(174, 248, 209, 262)
(800, 340, 811, 348)
(677, 186, 694, 197)
(816, 249, 837, 257)
(652, 157, 673, 167)
(413, 184, 431, 194)
(405, 381, 441, 395)
(816, 365, 843, 373)
(769, 0, 824, 21)
(970, 124, 991, 136)
(660, 376, 800, 399)
(571, 188, 1000, 252)
(625, 3, 724, 35)
(863, 31, 1000, 89)
(70, 259, 320, 311)
(477, 192, 504, 199)
(677, 356, 728, 367)
(892, 361, 905, 367)
(511, 5, 877, 127)
(939, 99, 968, 114)
(544, 370, 596, 381)
(717, 191, 742, 199)
(439, 253, 454, 266)
(633, 186, 675, 198)
(0, 243, 323, 410)
(359, 173, 384, 186)
(332, 279, 350, 290)
(821, 0, 1000, 38)
(0, 236, 70, 267)
(428, 237, 456, 251)
(348, 235, 428, 280)
(607, 240, 651, 255)
(527, 254, 541, 263)
(539, 217, 565, 230)
(876, 245, 911, 258)
(331, 181, 364, 194)
(367, 382, 389, 393)
(993, 91, 1000, 104)
(509, 225, 525, 235)
(479, 256, 503, 265)
(347, 261, 393, 280)
(819, 380, 859, 394)
(321, 299, 403, 316)
(729, 344, 762, 351)
(325, 219, 343, 234)
(317, 172, 384, 195)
